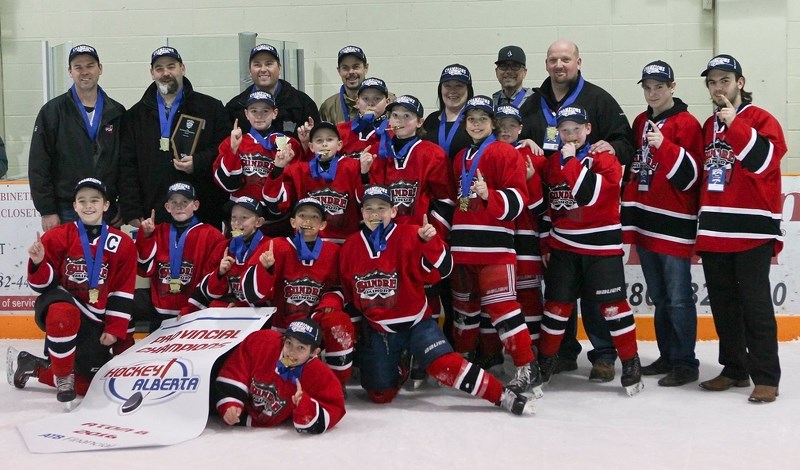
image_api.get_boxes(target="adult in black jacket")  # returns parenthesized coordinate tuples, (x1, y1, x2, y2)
(520, 40, 635, 379)
(225, 44, 319, 138)
(119, 46, 230, 229)
(29, 44, 126, 231)
(421, 64, 474, 160)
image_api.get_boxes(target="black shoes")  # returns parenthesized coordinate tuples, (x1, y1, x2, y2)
(658, 367, 699, 387)
(641, 357, 671, 376)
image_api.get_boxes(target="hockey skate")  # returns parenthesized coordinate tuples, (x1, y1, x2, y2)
(621, 353, 644, 397)
(55, 374, 76, 403)
(498, 387, 536, 415)
(506, 359, 544, 399)
(7, 347, 50, 389)
(537, 355, 557, 385)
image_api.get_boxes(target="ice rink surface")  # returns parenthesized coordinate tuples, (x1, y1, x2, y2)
(2, 339, 798, 469)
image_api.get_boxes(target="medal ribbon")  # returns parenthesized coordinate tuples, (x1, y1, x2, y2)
(169, 217, 198, 280)
(309, 154, 340, 182)
(541, 76, 585, 145)
(339, 85, 351, 123)
(351, 112, 376, 134)
(511, 89, 526, 108)
(369, 221, 394, 253)
(380, 137, 419, 160)
(156, 88, 184, 140)
(70, 85, 105, 142)
(438, 108, 465, 155)
(460, 135, 496, 197)
(249, 129, 278, 151)
(293, 231, 323, 262)
(229, 231, 264, 264)
(276, 360, 305, 384)
(77, 220, 109, 291)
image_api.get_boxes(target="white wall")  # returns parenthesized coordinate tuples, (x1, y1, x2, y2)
(1, 0, 793, 179)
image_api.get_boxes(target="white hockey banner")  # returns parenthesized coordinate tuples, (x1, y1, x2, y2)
(17, 308, 272, 453)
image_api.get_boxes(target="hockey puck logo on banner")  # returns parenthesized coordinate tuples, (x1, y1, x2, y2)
(101, 358, 201, 414)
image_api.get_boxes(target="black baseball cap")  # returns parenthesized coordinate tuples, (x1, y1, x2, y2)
(495, 105, 522, 123)
(439, 64, 472, 84)
(358, 77, 388, 97)
(638, 60, 674, 83)
(166, 181, 196, 200)
(309, 121, 340, 140)
(74, 177, 107, 198)
(362, 185, 393, 205)
(463, 96, 495, 117)
(701, 54, 743, 77)
(284, 318, 322, 349)
(337, 45, 367, 65)
(69, 44, 99, 65)
(151, 46, 182, 66)
(230, 196, 264, 217)
(496, 45, 526, 66)
(556, 106, 589, 126)
(250, 44, 280, 63)
(386, 95, 424, 118)
(292, 197, 326, 221)
(246, 91, 276, 108)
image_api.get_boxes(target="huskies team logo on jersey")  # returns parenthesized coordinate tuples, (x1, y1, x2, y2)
(250, 380, 287, 417)
(156, 261, 194, 291)
(308, 188, 348, 226)
(64, 257, 109, 285)
(240, 152, 275, 185)
(389, 181, 418, 215)
(354, 270, 398, 300)
(227, 275, 246, 301)
(284, 277, 323, 316)
(549, 182, 578, 211)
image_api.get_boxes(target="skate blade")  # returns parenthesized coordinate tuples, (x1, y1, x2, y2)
(625, 381, 644, 397)
(530, 384, 544, 400)
(520, 397, 537, 415)
(64, 397, 82, 412)
(6, 347, 19, 387)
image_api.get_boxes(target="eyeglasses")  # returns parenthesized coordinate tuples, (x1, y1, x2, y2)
(497, 62, 524, 72)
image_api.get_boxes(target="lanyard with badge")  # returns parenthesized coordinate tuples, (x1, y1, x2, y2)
(541, 76, 585, 151)
(637, 119, 665, 192)
(707, 116, 729, 192)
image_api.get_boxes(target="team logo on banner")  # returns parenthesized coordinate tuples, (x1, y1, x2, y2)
(101, 358, 201, 414)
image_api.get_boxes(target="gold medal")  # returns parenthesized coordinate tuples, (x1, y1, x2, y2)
(159, 137, 170, 152)
(546, 126, 558, 141)
(459, 196, 469, 212)
(169, 278, 182, 294)
(275, 135, 289, 151)
(89, 288, 99, 304)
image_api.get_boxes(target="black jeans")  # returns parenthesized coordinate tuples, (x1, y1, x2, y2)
(700, 241, 781, 387)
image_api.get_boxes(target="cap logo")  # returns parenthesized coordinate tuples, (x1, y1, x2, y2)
(364, 186, 390, 197)
(72, 45, 96, 54)
(708, 57, 732, 68)
(339, 46, 362, 55)
(361, 78, 383, 88)
(444, 66, 468, 77)
(238, 196, 258, 205)
(249, 91, 274, 101)
(79, 177, 103, 186)
(468, 96, 493, 108)
(153, 47, 176, 57)
(396, 96, 415, 105)
(169, 182, 192, 192)
(643, 64, 667, 75)
(558, 106, 583, 118)
(507, 50, 513, 57)
(496, 105, 521, 117)
(288, 321, 314, 336)
(253, 44, 277, 53)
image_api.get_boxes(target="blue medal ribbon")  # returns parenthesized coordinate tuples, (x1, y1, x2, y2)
(309, 154, 340, 182)
(380, 136, 419, 160)
(511, 89, 526, 108)
(541, 76, 585, 145)
(156, 88, 184, 140)
(350, 112, 376, 134)
(229, 231, 264, 264)
(77, 220, 109, 291)
(276, 360, 305, 384)
(460, 135, 497, 197)
(438, 108, 465, 155)
(248, 128, 278, 151)
(70, 85, 105, 142)
(339, 85, 351, 123)
(560, 141, 592, 166)
(293, 231, 323, 262)
(369, 221, 394, 253)
(169, 217, 199, 280)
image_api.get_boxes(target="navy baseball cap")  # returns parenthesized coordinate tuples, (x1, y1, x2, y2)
(701, 54, 743, 77)
(556, 106, 589, 126)
(151, 46, 182, 66)
(464, 95, 495, 116)
(439, 64, 472, 84)
(292, 197, 326, 221)
(284, 318, 322, 349)
(166, 181, 196, 200)
(309, 121, 340, 140)
(362, 185, 393, 205)
(496, 45, 526, 66)
(386, 95, 424, 118)
(358, 77, 388, 97)
(250, 44, 280, 63)
(496, 105, 522, 123)
(74, 177, 107, 198)
(338, 45, 367, 65)
(638, 60, 674, 83)
(246, 91, 276, 108)
(69, 44, 99, 65)
(231, 196, 264, 217)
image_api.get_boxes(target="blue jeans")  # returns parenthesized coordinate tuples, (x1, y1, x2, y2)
(558, 301, 618, 364)
(637, 246, 698, 370)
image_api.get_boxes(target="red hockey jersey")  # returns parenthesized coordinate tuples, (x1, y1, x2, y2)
(541, 149, 624, 256)
(451, 140, 527, 265)
(240, 236, 344, 329)
(514, 144, 547, 276)
(621, 103, 704, 258)
(27, 222, 136, 340)
(339, 224, 452, 333)
(696, 104, 786, 255)
(262, 156, 364, 244)
(337, 120, 382, 157)
(215, 330, 345, 432)
(213, 132, 302, 201)
(136, 222, 226, 316)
